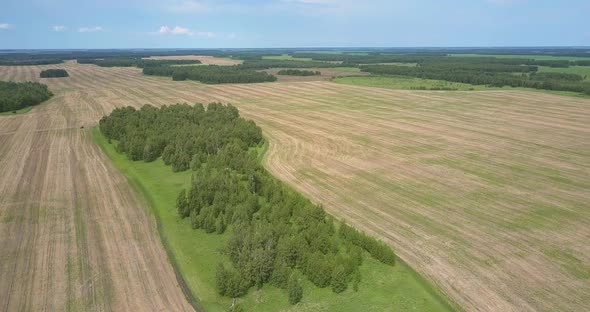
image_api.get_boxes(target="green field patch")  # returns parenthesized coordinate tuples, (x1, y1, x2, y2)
(544, 248, 590, 280)
(505, 204, 577, 231)
(93, 127, 455, 312)
(538, 66, 590, 81)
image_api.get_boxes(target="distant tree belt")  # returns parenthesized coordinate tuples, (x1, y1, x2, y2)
(40, 69, 69, 78)
(0, 59, 64, 66)
(238, 59, 345, 69)
(99, 103, 396, 304)
(277, 69, 321, 76)
(143, 65, 277, 84)
(361, 65, 590, 95)
(291, 53, 589, 68)
(0, 81, 53, 112)
(77, 58, 202, 68)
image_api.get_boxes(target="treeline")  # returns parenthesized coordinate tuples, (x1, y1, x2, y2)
(361, 65, 590, 95)
(40, 69, 69, 78)
(0, 59, 64, 66)
(291, 53, 590, 68)
(143, 65, 277, 84)
(277, 69, 321, 76)
(0, 49, 222, 66)
(100, 103, 396, 304)
(77, 58, 201, 68)
(0, 81, 53, 112)
(292, 53, 434, 65)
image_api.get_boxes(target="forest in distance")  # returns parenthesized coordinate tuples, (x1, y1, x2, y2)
(2, 48, 590, 94)
(98, 103, 396, 305)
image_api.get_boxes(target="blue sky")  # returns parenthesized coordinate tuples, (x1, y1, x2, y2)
(0, 0, 588, 49)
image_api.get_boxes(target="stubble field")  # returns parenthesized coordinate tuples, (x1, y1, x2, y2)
(0, 62, 589, 311)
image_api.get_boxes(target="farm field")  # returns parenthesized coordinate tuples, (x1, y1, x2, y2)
(0, 62, 589, 312)
(265, 67, 365, 82)
(262, 54, 314, 61)
(0, 64, 194, 311)
(333, 76, 494, 91)
(143, 55, 243, 66)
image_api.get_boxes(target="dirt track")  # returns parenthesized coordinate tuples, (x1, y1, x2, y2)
(0, 62, 589, 311)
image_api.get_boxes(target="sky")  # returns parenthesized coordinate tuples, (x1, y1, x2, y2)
(0, 0, 588, 49)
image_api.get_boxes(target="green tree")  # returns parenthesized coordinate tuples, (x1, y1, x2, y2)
(288, 273, 303, 305)
(176, 189, 189, 218)
(331, 264, 349, 293)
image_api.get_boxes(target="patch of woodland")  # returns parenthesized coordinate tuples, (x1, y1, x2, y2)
(40, 69, 69, 78)
(0, 81, 53, 113)
(99, 103, 397, 304)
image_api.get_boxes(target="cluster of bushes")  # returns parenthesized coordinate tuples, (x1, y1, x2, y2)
(277, 69, 321, 76)
(40, 69, 69, 78)
(339, 223, 395, 265)
(100, 103, 397, 304)
(143, 65, 277, 84)
(361, 64, 590, 95)
(0, 81, 53, 113)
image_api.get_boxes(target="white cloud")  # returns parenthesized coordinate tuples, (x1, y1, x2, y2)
(159, 25, 191, 35)
(53, 25, 66, 32)
(0, 23, 13, 30)
(173, 26, 191, 35)
(78, 26, 103, 33)
(158, 25, 216, 37)
(159, 26, 171, 34)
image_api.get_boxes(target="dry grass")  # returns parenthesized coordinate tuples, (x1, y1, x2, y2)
(1, 63, 589, 312)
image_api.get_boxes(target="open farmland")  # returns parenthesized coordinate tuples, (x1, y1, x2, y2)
(0, 63, 194, 311)
(0, 62, 589, 311)
(143, 55, 243, 66)
(264, 67, 365, 82)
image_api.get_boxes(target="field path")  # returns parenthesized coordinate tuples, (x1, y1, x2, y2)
(1, 62, 589, 312)
(0, 64, 194, 311)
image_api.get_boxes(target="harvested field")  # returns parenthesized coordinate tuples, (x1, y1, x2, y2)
(143, 55, 242, 66)
(1, 62, 589, 312)
(0, 64, 194, 311)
